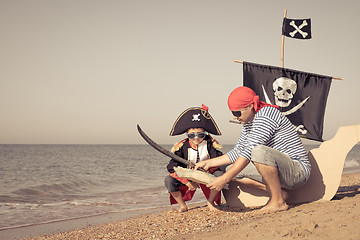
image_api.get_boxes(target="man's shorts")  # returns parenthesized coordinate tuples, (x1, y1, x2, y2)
(227, 145, 307, 189)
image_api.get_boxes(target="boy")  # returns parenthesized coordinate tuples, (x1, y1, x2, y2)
(164, 104, 223, 212)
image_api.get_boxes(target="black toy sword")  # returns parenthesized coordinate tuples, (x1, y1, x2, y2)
(137, 124, 192, 166)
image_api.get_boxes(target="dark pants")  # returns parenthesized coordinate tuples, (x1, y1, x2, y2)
(164, 175, 184, 193)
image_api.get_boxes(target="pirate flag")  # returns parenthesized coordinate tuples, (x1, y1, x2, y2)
(170, 104, 221, 136)
(243, 62, 332, 142)
(282, 18, 312, 39)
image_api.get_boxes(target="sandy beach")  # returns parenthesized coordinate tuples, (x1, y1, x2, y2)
(8, 172, 358, 240)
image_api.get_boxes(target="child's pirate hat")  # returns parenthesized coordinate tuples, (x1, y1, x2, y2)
(169, 104, 222, 136)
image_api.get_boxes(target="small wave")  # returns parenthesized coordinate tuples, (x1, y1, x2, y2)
(69, 200, 121, 207)
(111, 185, 166, 195)
(8, 180, 100, 203)
(344, 159, 360, 168)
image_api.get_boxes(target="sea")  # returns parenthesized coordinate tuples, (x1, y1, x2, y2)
(0, 144, 359, 232)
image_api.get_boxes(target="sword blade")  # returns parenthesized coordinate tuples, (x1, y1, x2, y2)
(137, 124, 191, 166)
(282, 96, 310, 116)
(262, 85, 273, 105)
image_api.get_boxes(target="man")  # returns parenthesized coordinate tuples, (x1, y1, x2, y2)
(195, 86, 311, 212)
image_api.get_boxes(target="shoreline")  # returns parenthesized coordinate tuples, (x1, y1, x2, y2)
(2, 169, 360, 240)
(0, 206, 176, 240)
(0, 200, 208, 240)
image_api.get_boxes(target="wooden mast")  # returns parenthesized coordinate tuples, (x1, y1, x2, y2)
(281, 9, 287, 68)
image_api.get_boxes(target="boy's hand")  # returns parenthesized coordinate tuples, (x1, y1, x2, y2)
(188, 162, 196, 169)
(186, 181, 200, 191)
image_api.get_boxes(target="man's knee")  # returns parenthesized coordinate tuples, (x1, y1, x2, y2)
(251, 145, 278, 168)
(251, 145, 270, 160)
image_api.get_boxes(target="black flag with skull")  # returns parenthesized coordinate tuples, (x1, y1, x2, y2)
(243, 62, 332, 141)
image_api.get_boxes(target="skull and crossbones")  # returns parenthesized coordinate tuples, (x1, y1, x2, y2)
(262, 77, 310, 135)
(289, 20, 308, 38)
(192, 113, 201, 122)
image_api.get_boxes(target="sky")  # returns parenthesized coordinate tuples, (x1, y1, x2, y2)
(1, 0, 359, 145)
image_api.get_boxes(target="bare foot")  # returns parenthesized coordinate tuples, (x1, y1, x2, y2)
(259, 201, 289, 213)
(207, 202, 220, 212)
(178, 205, 188, 212)
(282, 189, 290, 201)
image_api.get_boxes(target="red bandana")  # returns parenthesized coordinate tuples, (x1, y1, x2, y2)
(227, 86, 279, 112)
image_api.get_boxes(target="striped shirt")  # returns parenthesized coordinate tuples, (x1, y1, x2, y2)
(227, 106, 311, 179)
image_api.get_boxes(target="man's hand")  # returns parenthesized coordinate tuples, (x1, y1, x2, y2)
(194, 160, 212, 171)
(186, 181, 200, 191)
(206, 175, 228, 191)
(194, 155, 231, 172)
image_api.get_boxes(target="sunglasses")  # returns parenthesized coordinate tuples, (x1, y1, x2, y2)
(186, 132, 207, 139)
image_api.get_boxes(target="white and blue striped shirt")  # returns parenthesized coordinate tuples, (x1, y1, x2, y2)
(227, 106, 311, 179)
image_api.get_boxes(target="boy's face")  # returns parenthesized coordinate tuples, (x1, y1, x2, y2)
(187, 128, 206, 146)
